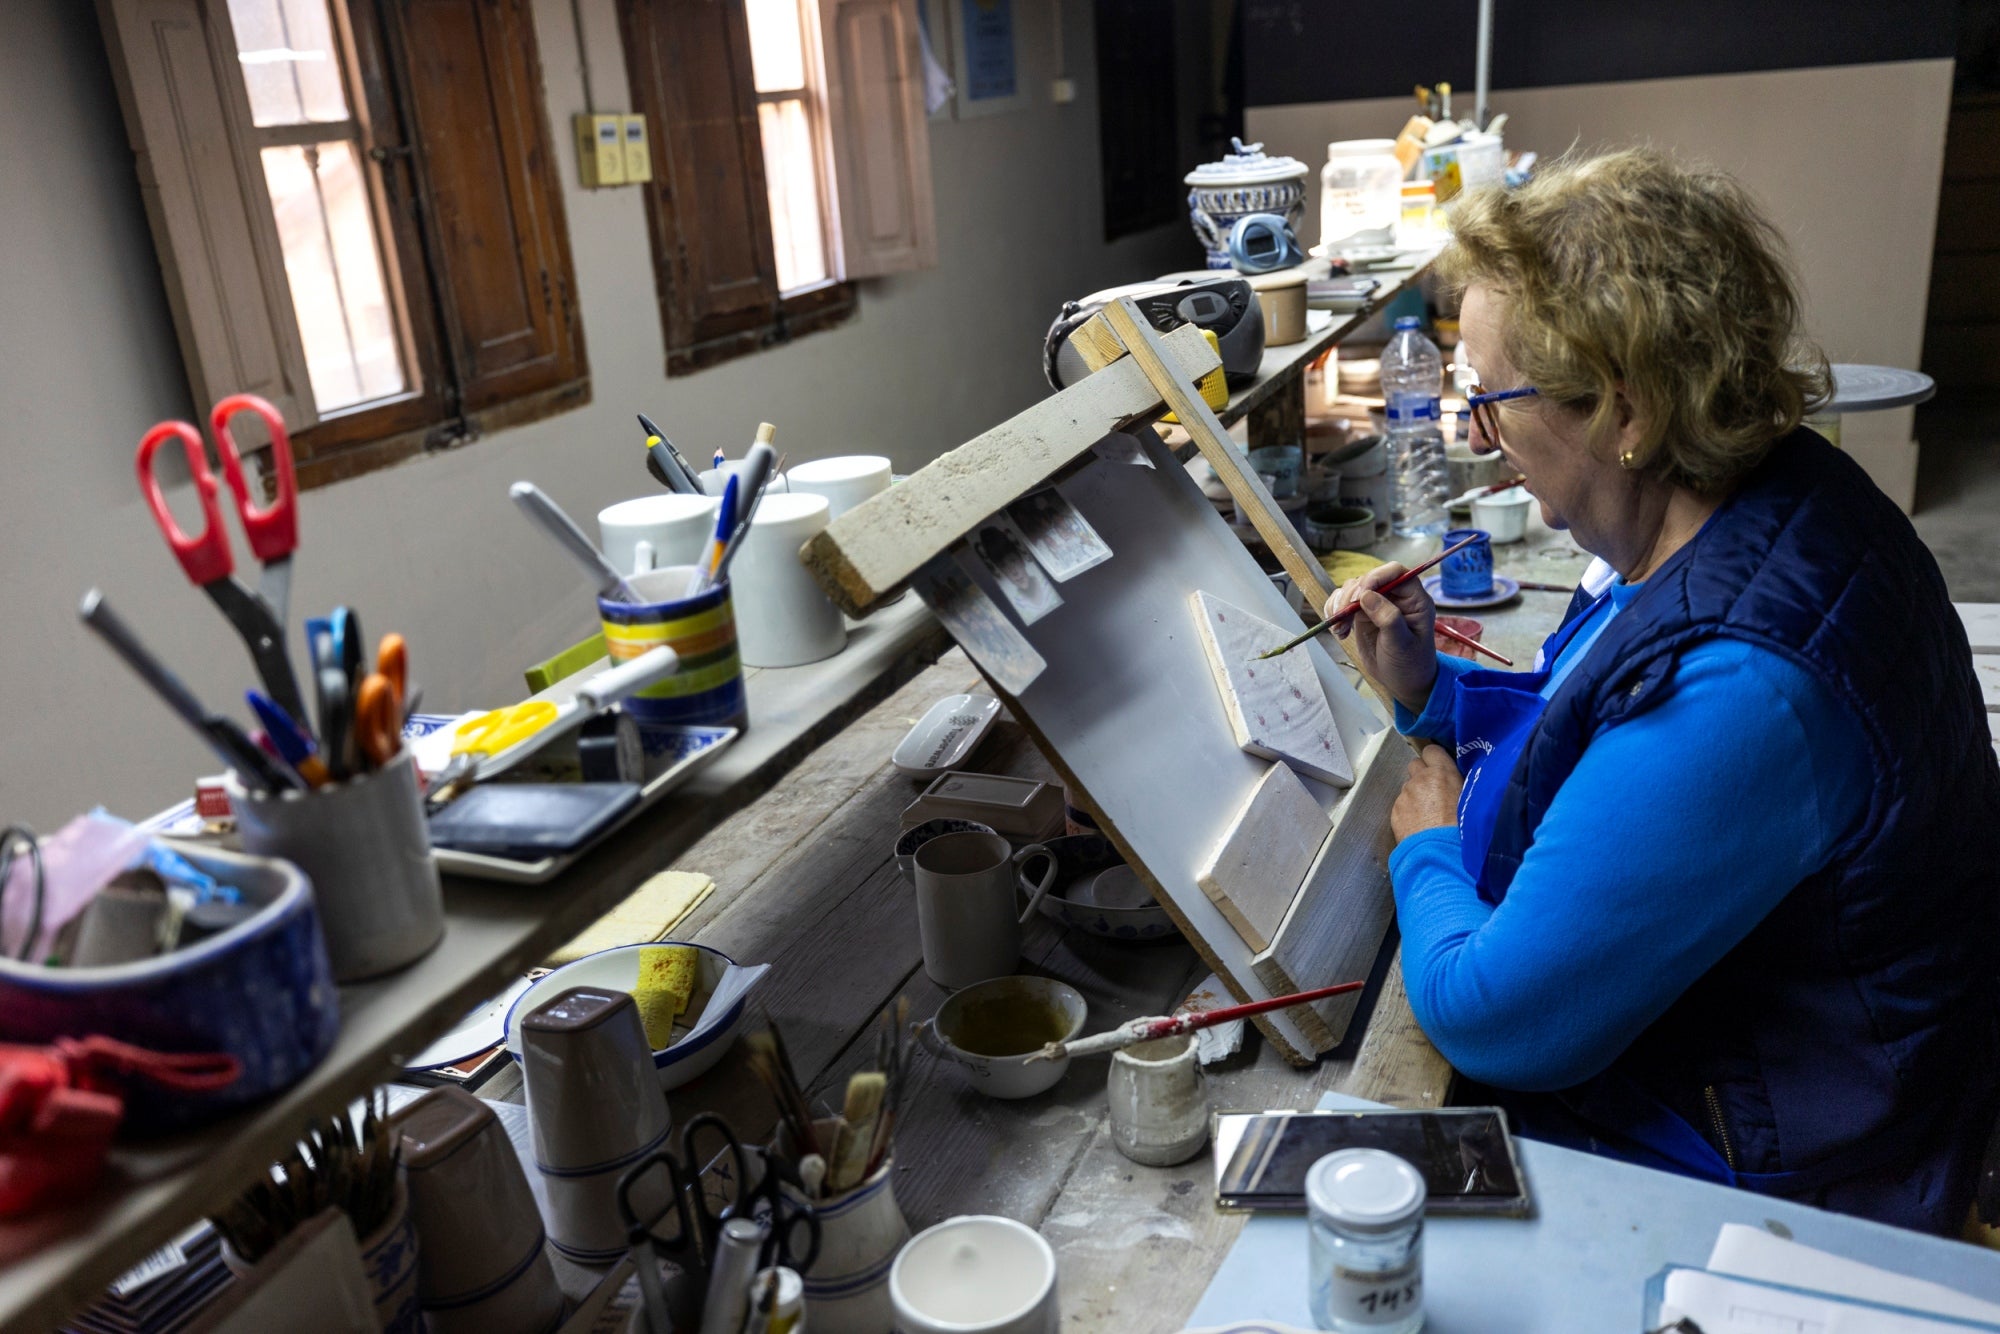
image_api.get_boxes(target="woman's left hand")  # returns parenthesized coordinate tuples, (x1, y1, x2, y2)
(1392, 744, 1464, 841)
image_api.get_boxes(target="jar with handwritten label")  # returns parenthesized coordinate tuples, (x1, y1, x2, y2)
(1306, 1148, 1426, 1333)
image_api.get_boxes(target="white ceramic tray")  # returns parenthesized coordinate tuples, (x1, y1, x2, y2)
(891, 693, 1001, 777)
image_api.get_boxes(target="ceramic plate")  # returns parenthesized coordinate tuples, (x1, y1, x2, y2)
(1424, 573, 1522, 610)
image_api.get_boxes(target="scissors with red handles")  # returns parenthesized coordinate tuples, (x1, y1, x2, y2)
(136, 393, 308, 729)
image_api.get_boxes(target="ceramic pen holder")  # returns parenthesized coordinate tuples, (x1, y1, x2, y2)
(599, 566, 749, 729)
(227, 749, 443, 983)
(776, 1117, 910, 1334)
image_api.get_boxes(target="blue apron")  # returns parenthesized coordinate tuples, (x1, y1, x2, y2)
(1442, 593, 1861, 1193)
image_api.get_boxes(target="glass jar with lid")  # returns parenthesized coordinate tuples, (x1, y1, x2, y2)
(1320, 139, 1405, 254)
(1306, 1147, 1426, 1333)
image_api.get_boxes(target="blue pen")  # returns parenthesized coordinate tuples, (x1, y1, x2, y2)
(712, 447, 726, 473)
(246, 690, 327, 785)
(691, 475, 738, 595)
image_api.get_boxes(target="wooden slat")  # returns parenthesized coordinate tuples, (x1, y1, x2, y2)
(1195, 763, 1330, 954)
(802, 323, 1220, 616)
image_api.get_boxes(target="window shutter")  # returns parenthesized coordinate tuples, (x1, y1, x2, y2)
(98, 0, 317, 427)
(818, 0, 938, 278)
(620, 0, 786, 374)
(379, 0, 586, 413)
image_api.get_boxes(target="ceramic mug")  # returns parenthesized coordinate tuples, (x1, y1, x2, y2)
(520, 987, 674, 1263)
(912, 832, 1058, 990)
(597, 493, 719, 576)
(890, 1215, 1060, 1334)
(730, 492, 847, 668)
(784, 455, 892, 519)
(395, 1087, 563, 1334)
(1472, 487, 1533, 544)
(1439, 528, 1495, 599)
(598, 566, 747, 728)
(700, 462, 791, 497)
(1106, 1033, 1209, 1166)
(916, 975, 1087, 1100)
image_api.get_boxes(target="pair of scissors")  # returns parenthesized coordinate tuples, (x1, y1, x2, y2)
(136, 394, 306, 727)
(353, 633, 408, 772)
(740, 1147, 822, 1275)
(616, 1113, 756, 1332)
(424, 700, 560, 807)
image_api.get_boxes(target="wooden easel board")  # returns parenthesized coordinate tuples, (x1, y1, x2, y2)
(935, 429, 1396, 1061)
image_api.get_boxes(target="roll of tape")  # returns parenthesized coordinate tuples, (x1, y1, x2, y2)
(577, 710, 644, 783)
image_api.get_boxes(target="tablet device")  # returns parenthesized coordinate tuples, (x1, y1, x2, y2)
(427, 782, 642, 856)
(1213, 1107, 1529, 1215)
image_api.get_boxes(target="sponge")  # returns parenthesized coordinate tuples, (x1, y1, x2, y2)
(633, 944, 699, 1049)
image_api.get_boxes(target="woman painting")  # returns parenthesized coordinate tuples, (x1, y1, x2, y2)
(1333, 149, 2000, 1234)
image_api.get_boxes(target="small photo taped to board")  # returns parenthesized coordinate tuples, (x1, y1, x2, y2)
(971, 520, 1064, 624)
(1006, 486, 1112, 582)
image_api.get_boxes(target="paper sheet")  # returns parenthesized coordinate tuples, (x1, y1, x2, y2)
(1708, 1223, 2000, 1324)
(1660, 1267, 1996, 1333)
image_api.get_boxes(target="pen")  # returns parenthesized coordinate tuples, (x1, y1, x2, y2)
(709, 425, 777, 589)
(689, 474, 739, 595)
(247, 690, 330, 786)
(637, 412, 704, 493)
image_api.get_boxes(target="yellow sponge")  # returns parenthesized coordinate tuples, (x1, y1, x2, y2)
(633, 944, 699, 1049)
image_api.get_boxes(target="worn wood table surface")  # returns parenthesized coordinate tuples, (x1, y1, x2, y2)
(545, 512, 1586, 1333)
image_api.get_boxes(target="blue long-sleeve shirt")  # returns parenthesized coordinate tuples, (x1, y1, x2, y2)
(1388, 582, 1872, 1091)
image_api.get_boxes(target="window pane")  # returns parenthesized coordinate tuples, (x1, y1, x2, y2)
(260, 142, 405, 411)
(229, 0, 348, 125)
(758, 99, 827, 292)
(745, 0, 807, 92)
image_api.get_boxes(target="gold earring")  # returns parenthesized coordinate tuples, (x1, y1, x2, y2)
(1619, 450, 1638, 469)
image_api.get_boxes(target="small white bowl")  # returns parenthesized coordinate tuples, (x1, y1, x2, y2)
(916, 975, 1086, 1100)
(504, 942, 754, 1091)
(1472, 486, 1533, 543)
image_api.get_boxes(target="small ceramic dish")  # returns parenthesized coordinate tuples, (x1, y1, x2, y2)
(891, 694, 1002, 778)
(504, 942, 758, 1090)
(896, 818, 998, 884)
(917, 975, 1087, 1099)
(1030, 835, 1178, 942)
(1424, 573, 1522, 610)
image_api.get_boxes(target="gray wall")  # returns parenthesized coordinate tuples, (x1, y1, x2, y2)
(0, 0, 1197, 827)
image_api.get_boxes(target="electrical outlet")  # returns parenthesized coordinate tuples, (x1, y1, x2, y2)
(621, 114, 652, 184)
(573, 113, 625, 187)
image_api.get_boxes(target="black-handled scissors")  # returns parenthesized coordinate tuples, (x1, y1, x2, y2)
(136, 394, 307, 728)
(616, 1112, 757, 1331)
(741, 1147, 822, 1274)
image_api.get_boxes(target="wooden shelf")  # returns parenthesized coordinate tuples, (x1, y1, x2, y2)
(1215, 249, 1441, 430)
(0, 597, 949, 1334)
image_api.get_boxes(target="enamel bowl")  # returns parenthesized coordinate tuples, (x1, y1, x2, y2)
(1031, 835, 1178, 942)
(504, 942, 751, 1091)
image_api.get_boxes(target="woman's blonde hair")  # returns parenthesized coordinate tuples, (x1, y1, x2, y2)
(1436, 147, 1831, 493)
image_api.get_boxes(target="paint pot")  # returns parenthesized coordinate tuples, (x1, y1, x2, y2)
(1106, 1033, 1209, 1167)
(916, 975, 1086, 1099)
(1248, 269, 1308, 346)
(1304, 503, 1377, 554)
(890, 1215, 1059, 1334)
(1472, 485, 1532, 544)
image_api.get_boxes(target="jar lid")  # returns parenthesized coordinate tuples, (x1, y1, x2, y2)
(1306, 1148, 1425, 1233)
(1326, 138, 1398, 158)
(1185, 136, 1308, 187)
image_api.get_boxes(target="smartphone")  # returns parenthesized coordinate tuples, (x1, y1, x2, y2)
(1213, 1108, 1530, 1215)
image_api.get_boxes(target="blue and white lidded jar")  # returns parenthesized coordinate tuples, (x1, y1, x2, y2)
(1306, 1148, 1426, 1333)
(1184, 137, 1309, 269)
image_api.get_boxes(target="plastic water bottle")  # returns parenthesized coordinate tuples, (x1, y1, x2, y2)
(1381, 316, 1449, 538)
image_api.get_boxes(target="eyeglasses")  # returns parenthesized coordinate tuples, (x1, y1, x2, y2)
(1466, 383, 1539, 450)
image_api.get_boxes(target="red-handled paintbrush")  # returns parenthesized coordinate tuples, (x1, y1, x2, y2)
(1025, 979, 1368, 1063)
(1256, 533, 1485, 660)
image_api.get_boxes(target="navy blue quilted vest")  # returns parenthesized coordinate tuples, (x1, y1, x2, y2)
(1484, 428, 2000, 1232)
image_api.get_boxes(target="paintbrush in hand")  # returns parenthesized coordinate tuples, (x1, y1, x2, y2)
(1256, 532, 1484, 660)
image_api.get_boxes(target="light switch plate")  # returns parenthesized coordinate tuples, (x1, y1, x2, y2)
(621, 114, 652, 183)
(574, 113, 625, 187)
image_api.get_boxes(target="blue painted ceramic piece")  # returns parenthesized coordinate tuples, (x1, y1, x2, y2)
(1440, 528, 1495, 599)
(0, 842, 339, 1134)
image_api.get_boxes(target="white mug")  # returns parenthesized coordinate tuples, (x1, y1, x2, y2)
(730, 491, 846, 668)
(598, 493, 719, 576)
(911, 833, 1058, 990)
(700, 463, 791, 497)
(890, 1215, 1059, 1334)
(784, 455, 892, 519)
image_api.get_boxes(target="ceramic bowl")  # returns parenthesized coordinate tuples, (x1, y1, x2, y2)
(917, 975, 1087, 1100)
(504, 942, 752, 1090)
(896, 818, 998, 884)
(1303, 503, 1377, 554)
(0, 842, 338, 1134)
(1031, 835, 1178, 942)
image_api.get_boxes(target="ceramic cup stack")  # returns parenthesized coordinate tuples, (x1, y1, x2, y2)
(520, 986, 673, 1264)
(782, 1117, 912, 1333)
(730, 492, 847, 668)
(889, 1215, 1059, 1333)
(396, 1086, 563, 1334)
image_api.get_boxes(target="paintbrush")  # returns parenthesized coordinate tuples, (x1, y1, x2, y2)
(1025, 979, 1368, 1063)
(746, 1023, 821, 1157)
(1255, 532, 1484, 660)
(1436, 622, 1513, 666)
(828, 1072, 886, 1192)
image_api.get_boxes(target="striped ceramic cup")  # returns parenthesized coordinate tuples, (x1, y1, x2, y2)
(598, 565, 748, 729)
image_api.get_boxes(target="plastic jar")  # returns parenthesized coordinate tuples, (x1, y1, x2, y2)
(1306, 1148, 1426, 1332)
(1320, 140, 1403, 252)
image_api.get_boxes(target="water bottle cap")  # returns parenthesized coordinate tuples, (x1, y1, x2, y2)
(1393, 316, 1422, 331)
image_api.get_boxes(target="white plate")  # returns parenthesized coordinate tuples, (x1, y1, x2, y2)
(892, 693, 1002, 777)
(405, 975, 536, 1070)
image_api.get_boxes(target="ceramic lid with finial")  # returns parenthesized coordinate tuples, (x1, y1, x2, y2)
(1185, 137, 1309, 188)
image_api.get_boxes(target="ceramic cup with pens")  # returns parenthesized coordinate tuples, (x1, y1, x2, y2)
(598, 566, 748, 729)
(1438, 527, 1495, 599)
(911, 832, 1058, 990)
(226, 748, 443, 982)
(597, 493, 719, 577)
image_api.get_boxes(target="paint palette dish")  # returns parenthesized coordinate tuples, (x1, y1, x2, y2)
(1031, 834, 1179, 942)
(1424, 573, 1522, 610)
(892, 693, 1003, 777)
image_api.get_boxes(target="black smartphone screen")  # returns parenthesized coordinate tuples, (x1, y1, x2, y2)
(1214, 1109, 1529, 1214)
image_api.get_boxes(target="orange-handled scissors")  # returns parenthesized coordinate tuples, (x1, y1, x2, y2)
(353, 673, 402, 772)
